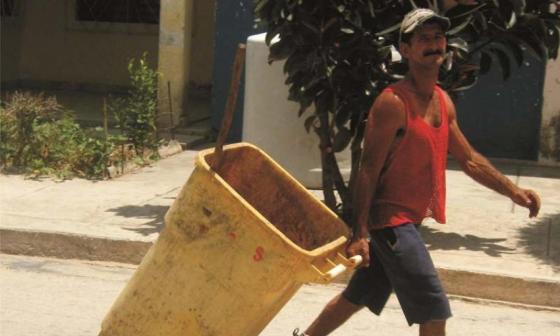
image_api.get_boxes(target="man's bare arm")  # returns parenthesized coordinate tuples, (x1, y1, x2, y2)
(445, 94, 541, 217)
(346, 91, 405, 266)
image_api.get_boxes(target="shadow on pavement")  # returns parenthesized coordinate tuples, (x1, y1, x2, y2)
(420, 226, 515, 257)
(107, 204, 168, 236)
(517, 213, 560, 271)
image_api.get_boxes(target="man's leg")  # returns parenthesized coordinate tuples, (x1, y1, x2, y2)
(419, 320, 446, 336)
(370, 224, 452, 328)
(303, 293, 362, 336)
(298, 239, 392, 336)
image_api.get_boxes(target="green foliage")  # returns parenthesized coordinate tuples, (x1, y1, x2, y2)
(110, 53, 159, 157)
(0, 92, 114, 179)
(0, 55, 163, 180)
(440, 0, 560, 90)
(254, 0, 560, 217)
(0, 92, 64, 167)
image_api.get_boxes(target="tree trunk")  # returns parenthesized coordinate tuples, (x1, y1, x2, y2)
(317, 112, 336, 210)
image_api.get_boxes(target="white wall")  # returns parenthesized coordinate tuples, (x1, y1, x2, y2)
(539, 58, 560, 165)
(242, 34, 351, 188)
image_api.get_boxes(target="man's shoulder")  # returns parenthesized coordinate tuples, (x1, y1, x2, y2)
(373, 87, 406, 113)
(436, 85, 452, 101)
(435, 85, 456, 119)
(370, 87, 406, 127)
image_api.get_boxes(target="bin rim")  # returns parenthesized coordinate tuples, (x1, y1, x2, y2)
(197, 142, 349, 258)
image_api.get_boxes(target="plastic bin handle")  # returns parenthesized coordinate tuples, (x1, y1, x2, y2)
(324, 255, 363, 281)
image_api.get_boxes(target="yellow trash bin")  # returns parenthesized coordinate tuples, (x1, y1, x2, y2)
(99, 143, 359, 336)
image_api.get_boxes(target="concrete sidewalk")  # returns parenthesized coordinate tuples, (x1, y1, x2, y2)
(1, 148, 559, 308)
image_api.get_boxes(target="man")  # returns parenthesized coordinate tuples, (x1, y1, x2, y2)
(294, 7, 541, 336)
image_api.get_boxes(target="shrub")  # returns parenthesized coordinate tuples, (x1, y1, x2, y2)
(111, 53, 159, 158)
(0, 92, 64, 167)
(0, 54, 162, 179)
(0, 92, 113, 179)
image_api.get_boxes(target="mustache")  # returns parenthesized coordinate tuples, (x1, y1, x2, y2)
(423, 49, 445, 56)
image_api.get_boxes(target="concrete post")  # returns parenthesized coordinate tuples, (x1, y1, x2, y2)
(539, 58, 560, 165)
(157, 0, 194, 130)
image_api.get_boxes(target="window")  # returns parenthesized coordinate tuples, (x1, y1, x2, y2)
(76, 0, 160, 24)
(1, 0, 17, 17)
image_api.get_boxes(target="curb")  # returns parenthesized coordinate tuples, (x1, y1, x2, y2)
(0, 228, 151, 265)
(106, 140, 187, 178)
(1, 227, 558, 308)
(438, 267, 560, 308)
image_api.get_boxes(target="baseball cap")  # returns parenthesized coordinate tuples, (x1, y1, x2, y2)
(399, 8, 451, 42)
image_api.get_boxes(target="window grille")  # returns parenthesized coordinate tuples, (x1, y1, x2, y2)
(1, 0, 17, 17)
(76, 0, 160, 24)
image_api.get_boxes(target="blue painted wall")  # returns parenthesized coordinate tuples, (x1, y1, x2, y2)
(211, 0, 263, 141)
(454, 52, 545, 161)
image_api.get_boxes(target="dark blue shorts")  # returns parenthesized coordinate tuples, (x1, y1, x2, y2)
(342, 223, 451, 325)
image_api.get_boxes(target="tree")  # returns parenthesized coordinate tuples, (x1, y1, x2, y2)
(253, 0, 560, 222)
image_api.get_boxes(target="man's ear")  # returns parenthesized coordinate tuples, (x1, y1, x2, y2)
(399, 42, 410, 59)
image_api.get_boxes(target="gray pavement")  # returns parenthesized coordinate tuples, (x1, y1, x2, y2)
(1, 254, 559, 336)
(0, 149, 198, 242)
(0, 147, 559, 308)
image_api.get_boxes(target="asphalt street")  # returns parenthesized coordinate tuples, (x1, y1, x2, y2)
(1, 254, 559, 336)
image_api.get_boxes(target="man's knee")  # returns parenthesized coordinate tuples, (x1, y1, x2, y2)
(419, 320, 446, 336)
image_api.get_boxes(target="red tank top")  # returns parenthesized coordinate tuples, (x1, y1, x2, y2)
(369, 85, 449, 229)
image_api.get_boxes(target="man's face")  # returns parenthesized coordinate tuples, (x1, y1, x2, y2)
(400, 23, 447, 68)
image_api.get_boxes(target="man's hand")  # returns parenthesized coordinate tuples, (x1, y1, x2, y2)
(346, 237, 370, 268)
(511, 188, 541, 218)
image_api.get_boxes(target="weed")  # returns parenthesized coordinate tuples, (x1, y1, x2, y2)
(111, 53, 160, 157)
(0, 92, 114, 179)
